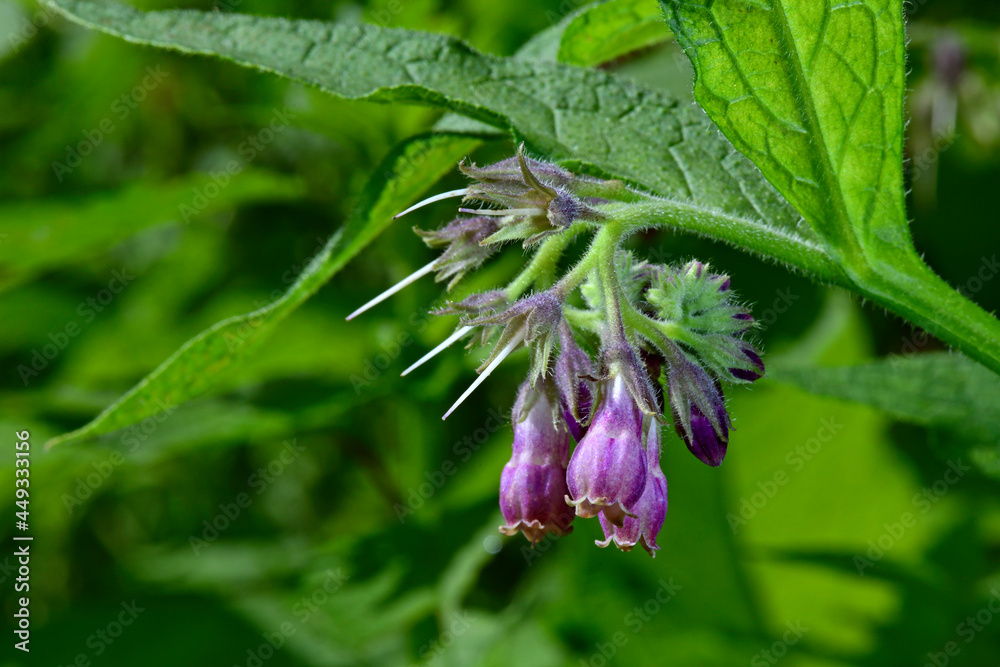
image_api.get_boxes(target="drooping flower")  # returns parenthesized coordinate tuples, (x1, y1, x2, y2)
(667, 350, 731, 467)
(499, 380, 575, 544)
(597, 418, 668, 556)
(565, 371, 647, 526)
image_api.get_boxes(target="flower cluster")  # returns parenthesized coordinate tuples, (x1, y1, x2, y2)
(347, 146, 763, 557)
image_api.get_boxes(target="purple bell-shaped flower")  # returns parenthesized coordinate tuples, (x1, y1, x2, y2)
(596, 418, 668, 556)
(565, 372, 647, 526)
(499, 381, 575, 544)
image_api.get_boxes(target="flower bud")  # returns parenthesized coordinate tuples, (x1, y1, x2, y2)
(597, 419, 668, 556)
(415, 216, 500, 289)
(566, 372, 647, 526)
(646, 260, 762, 383)
(466, 291, 563, 383)
(668, 354, 730, 467)
(458, 145, 604, 246)
(728, 345, 765, 382)
(499, 381, 574, 543)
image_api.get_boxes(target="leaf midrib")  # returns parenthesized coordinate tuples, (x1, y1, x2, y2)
(767, 0, 860, 260)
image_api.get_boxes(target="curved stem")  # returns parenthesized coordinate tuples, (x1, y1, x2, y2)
(603, 196, 1000, 376)
(621, 305, 684, 346)
(564, 306, 604, 334)
(854, 249, 1000, 374)
(553, 237, 600, 299)
(504, 223, 585, 300)
(600, 198, 846, 287)
(595, 220, 627, 339)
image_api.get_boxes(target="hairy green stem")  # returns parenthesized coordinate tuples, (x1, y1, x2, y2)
(504, 224, 585, 300)
(601, 198, 847, 286)
(595, 219, 627, 339)
(602, 197, 1000, 376)
(853, 249, 1000, 374)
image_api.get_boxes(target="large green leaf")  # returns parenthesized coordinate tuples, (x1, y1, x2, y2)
(0, 170, 302, 292)
(660, 0, 908, 261)
(43, 0, 837, 283)
(660, 0, 1000, 376)
(46, 133, 479, 448)
(771, 353, 1000, 476)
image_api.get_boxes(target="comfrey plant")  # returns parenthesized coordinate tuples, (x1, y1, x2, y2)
(43, 0, 1000, 554)
(347, 148, 763, 556)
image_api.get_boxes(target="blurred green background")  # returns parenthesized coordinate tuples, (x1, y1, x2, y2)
(3, 0, 1000, 665)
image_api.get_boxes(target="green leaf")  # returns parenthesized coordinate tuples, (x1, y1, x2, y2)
(44, 0, 832, 283)
(771, 353, 1000, 477)
(661, 0, 1000, 376)
(45, 133, 479, 448)
(557, 0, 669, 67)
(660, 0, 908, 261)
(436, 0, 666, 133)
(0, 170, 302, 292)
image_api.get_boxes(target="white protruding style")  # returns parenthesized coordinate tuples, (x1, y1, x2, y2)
(393, 189, 468, 220)
(442, 329, 526, 420)
(401, 326, 473, 377)
(345, 261, 436, 321)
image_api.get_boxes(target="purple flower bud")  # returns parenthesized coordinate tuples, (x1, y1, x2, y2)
(732, 312, 754, 334)
(675, 401, 729, 467)
(554, 323, 595, 441)
(728, 345, 765, 382)
(668, 352, 731, 467)
(684, 260, 705, 279)
(499, 381, 574, 543)
(597, 419, 668, 556)
(566, 373, 647, 526)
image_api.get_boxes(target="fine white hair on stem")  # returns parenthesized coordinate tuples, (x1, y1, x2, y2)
(393, 189, 468, 219)
(401, 326, 473, 377)
(457, 207, 545, 217)
(345, 261, 436, 321)
(442, 329, 525, 420)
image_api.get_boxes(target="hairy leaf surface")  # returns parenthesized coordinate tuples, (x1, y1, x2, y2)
(661, 0, 909, 258)
(45, 0, 828, 278)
